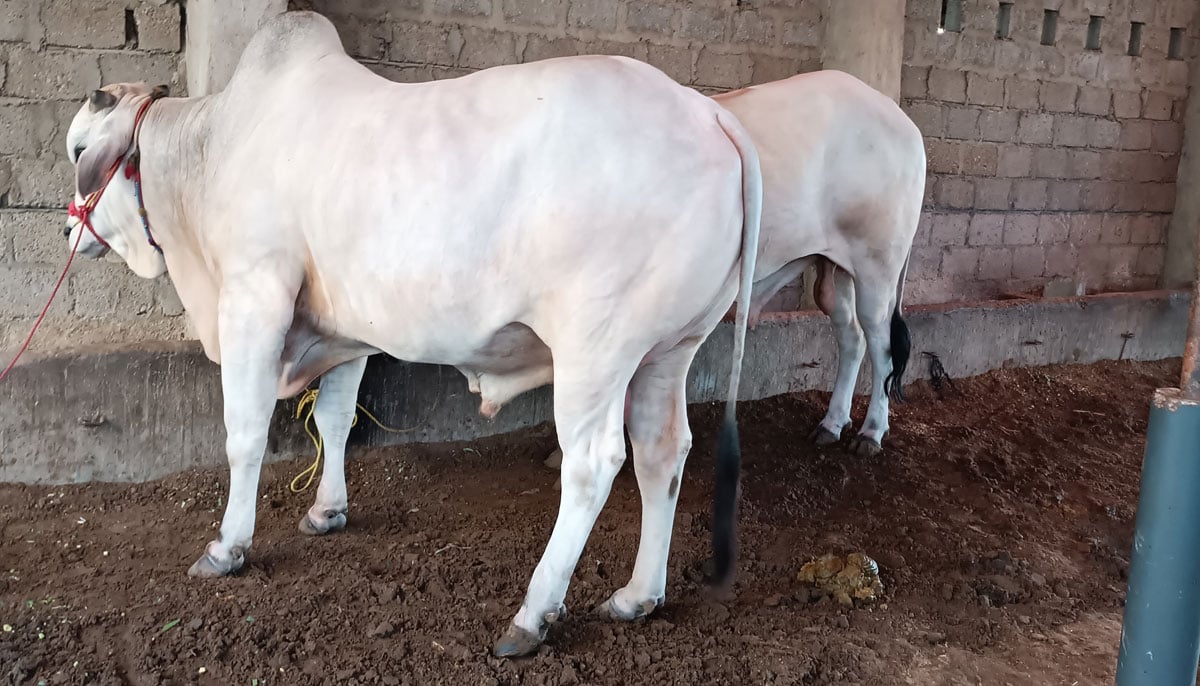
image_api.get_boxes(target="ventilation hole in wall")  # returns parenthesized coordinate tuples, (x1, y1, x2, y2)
(938, 0, 963, 34)
(1128, 21, 1144, 56)
(1040, 9, 1058, 46)
(1169, 27, 1185, 60)
(995, 2, 1013, 39)
(1085, 16, 1103, 50)
(124, 8, 139, 50)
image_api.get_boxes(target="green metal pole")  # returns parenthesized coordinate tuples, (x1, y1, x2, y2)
(1116, 390, 1200, 684)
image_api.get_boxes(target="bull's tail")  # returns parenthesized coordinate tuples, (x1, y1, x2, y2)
(711, 109, 762, 589)
(883, 254, 912, 402)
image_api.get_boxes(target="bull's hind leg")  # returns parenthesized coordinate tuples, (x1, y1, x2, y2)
(811, 266, 865, 446)
(495, 354, 635, 657)
(298, 356, 368, 536)
(599, 340, 698, 620)
(848, 278, 899, 457)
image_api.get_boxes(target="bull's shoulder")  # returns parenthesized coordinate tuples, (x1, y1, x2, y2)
(229, 11, 347, 84)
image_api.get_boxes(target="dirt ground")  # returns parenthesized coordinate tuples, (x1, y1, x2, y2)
(0, 358, 1181, 685)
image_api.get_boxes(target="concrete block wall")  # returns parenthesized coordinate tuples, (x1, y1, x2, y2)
(303, 0, 827, 94)
(902, 0, 1196, 303)
(0, 0, 188, 352)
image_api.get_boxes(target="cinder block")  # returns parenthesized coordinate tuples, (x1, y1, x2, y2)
(1112, 90, 1142, 118)
(903, 101, 945, 138)
(1088, 118, 1121, 149)
(1047, 181, 1083, 211)
(567, 0, 619, 32)
(997, 145, 1034, 178)
(979, 110, 1019, 143)
(913, 211, 933, 245)
(901, 65, 929, 100)
(70, 261, 155, 320)
(966, 74, 1004, 106)
(930, 212, 969, 245)
(1017, 112, 1054, 145)
(928, 67, 966, 103)
(1135, 245, 1167, 276)
(645, 44, 693, 84)
(458, 27, 517, 69)
(331, 17, 389, 61)
(1076, 86, 1111, 116)
(1068, 150, 1103, 180)
(503, 0, 566, 27)
(1006, 77, 1040, 110)
(1142, 91, 1173, 120)
(9, 155, 73, 208)
(0, 265, 69, 317)
(3, 210, 66, 264)
(751, 54, 803, 86)
(1130, 214, 1166, 245)
(908, 246, 943, 279)
(1069, 213, 1104, 244)
(942, 247, 981, 277)
(1080, 181, 1119, 212)
(391, 23, 460, 65)
(626, 2, 676, 35)
(974, 178, 1013, 210)
(135, 3, 182, 52)
(1038, 213, 1071, 244)
(1011, 246, 1046, 279)
(680, 6, 727, 43)
(1052, 114, 1091, 148)
(1101, 214, 1132, 244)
(522, 35, 580, 62)
(41, 0, 125, 49)
(1033, 147, 1070, 178)
(1012, 179, 1048, 210)
(156, 278, 184, 317)
(1044, 244, 1078, 278)
(781, 19, 821, 47)
(967, 213, 1004, 246)
(935, 178, 974, 210)
(978, 247, 1013, 280)
(0, 0, 30, 42)
(97, 52, 182, 92)
(1119, 120, 1153, 150)
(961, 143, 999, 175)
(732, 10, 773, 45)
(1151, 121, 1184, 153)
(1039, 81, 1078, 113)
(945, 106, 980, 140)
(431, 0, 491, 17)
(1144, 183, 1176, 213)
(1109, 245, 1139, 280)
(695, 49, 751, 89)
(925, 139, 961, 174)
(1003, 214, 1039, 245)
(3, 46, 101, 100)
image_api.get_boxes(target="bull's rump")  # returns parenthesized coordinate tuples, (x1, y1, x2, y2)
(212, 15, 747, 366)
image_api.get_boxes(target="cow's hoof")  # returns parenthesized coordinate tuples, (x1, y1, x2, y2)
(187, 548, 243, 578)
(493, 623, 545, 658)
(808, 425, 842, 446)
(849, 435, 883, 457)
(298, 510, 347, 536)
(598, 591, 662, 621)
(544, 448, 563, 470)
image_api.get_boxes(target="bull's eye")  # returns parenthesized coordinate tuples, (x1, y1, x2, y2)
(73, 145, 85, 163)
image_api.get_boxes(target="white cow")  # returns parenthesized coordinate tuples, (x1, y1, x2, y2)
(60, 11, 760, 656)
(713, 70, 925, 455)
(543, 70, 926, 479)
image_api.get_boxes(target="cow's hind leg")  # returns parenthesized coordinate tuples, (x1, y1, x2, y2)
(495, 355, 634, 657)
(811, 266, 864, 446)
(848, 277, 899, 457)
(599, 340, 698, 620)
(299, 356, 368, 536)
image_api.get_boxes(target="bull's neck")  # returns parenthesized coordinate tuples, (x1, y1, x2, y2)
(134, 95, 215, 257)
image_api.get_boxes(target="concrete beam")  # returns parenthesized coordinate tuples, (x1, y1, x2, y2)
(821, 0, 906, 101)
(185, 0, 285, 96)
(0, 291, 1189, 485)
(1162, 48, 1200, 289)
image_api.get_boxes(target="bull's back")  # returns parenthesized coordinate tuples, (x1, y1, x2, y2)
(714, 70, 925, 276)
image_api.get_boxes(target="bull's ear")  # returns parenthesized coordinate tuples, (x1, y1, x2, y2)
(76, 134, 128, 197)
(89, 89, 117, 111)
(151, 84, 170, 99)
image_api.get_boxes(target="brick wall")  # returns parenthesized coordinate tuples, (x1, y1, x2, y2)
(304, 0, 827, 93)
(0, 0, 187, 352)
(902, 0, 1195, 303)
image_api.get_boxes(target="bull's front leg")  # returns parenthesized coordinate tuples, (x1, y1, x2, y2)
(188, 278, 296, 578)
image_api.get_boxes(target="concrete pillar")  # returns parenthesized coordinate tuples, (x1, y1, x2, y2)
(1162, 52, 1200, 289)
(185, 0, 286, 97)
(821, 0, 907, 102)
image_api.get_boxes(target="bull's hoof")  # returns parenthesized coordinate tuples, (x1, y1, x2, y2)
(544, 448, 563, 470)
(808, 425, 842, 446)
(598, 592, 662, 621)
(493, 623, 545, 658)
(187, 547, 244, 578)
(848, 435, 883, 457)
(298, 510, 347, 536)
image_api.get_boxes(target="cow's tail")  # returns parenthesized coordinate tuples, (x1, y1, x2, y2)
(710, 109, 762, 590)
(883, 253, 912, 403)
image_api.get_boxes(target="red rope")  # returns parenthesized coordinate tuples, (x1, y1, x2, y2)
(0, 227, 83, 383)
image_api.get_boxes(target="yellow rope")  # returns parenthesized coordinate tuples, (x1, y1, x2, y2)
(289, 387, 418, 493)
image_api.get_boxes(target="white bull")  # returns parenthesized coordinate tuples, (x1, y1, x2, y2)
(714, 70, 925, 455)
(60, 11, 761, 656)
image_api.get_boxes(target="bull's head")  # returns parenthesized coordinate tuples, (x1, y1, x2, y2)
(64, 82, 169, 279)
